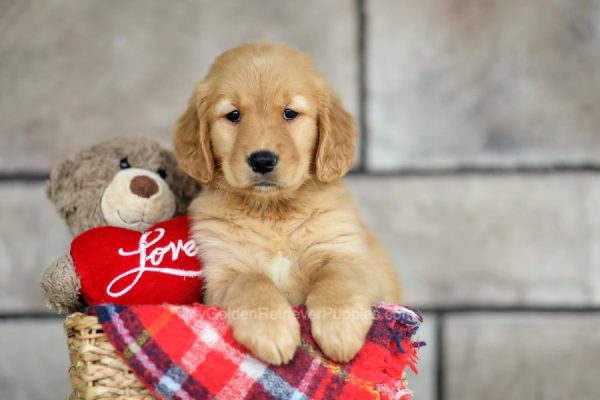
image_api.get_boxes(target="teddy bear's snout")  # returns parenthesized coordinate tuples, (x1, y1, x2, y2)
(130, 175, 159, 198)
(100, 167, 177, 231)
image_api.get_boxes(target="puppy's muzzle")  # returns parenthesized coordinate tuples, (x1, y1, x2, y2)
(248, 150, 278, 174)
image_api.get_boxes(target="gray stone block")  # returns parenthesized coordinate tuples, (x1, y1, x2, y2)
(0, 183, 71, 312)
(346, 174, 600, 307)
(444, 313, 600, 400)
(0, 319, 70, 400)
(6, 173, 600, 311)
(366, 0, 600, 170)
(0, 0, 358, 171)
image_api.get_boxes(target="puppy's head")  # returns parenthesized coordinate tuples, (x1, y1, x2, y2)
(174, 43, 356, 199)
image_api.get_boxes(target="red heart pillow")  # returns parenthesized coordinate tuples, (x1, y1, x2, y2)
(71, 215, 203, 306)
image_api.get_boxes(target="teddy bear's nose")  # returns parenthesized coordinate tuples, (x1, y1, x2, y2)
(130, 175, 159, 198)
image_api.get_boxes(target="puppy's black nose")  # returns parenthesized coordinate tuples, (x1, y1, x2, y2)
(248, 151, 278, 174)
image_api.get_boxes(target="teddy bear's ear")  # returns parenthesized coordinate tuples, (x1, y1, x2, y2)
(161, 149, 203, 214)
(47, 157, 77, 220)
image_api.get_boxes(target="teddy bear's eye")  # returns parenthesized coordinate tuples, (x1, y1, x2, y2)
(157, 168, 167, 179)
(119, 158, 131, 169)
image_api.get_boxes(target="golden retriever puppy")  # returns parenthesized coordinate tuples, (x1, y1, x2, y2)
(174, 43, 401, 365)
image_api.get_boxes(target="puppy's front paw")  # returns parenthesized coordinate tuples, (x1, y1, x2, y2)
(229, 305, 301, 365)
(310, 304, 373, 363)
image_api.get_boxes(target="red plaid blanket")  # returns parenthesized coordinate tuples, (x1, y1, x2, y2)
(94, 303, 424, 400)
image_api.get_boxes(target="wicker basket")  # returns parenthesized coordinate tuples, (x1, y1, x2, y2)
(64, 312, 155, 400)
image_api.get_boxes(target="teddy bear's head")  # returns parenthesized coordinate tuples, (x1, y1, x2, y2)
(48, 138, 201, 235)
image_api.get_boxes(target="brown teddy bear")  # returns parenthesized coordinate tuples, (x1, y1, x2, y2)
(41, 138, 202, 313)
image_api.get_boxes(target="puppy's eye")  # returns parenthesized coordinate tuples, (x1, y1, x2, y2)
(157, 168, 167, 179)
(283, 108, 299, 121)
(119, 158, 130, 169)
(225, 110, 241, 123)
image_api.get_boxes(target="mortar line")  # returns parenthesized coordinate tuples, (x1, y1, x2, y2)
(435, 313, 445, 400)
(0, 172, 49, 181)
(346, 164, 600, 177)
(3, 305, 598, 321)
(4, 163, 600, 183)
(356, 0, 368, 172)
(418, 305, 600, 314)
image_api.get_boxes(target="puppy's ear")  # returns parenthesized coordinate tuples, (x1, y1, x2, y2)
(173, 85, 214, 184)
(315, 88, 356, 182)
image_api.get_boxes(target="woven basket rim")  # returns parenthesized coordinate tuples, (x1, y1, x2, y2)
(65, 312, 155, 399)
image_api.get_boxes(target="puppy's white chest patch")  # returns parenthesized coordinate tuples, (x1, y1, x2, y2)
(268, 253, 292, 290)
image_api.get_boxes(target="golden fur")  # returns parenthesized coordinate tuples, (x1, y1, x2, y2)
(174, 43, 401, 364)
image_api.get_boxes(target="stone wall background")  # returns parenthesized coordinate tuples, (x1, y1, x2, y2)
(2, 1, 600, 399)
